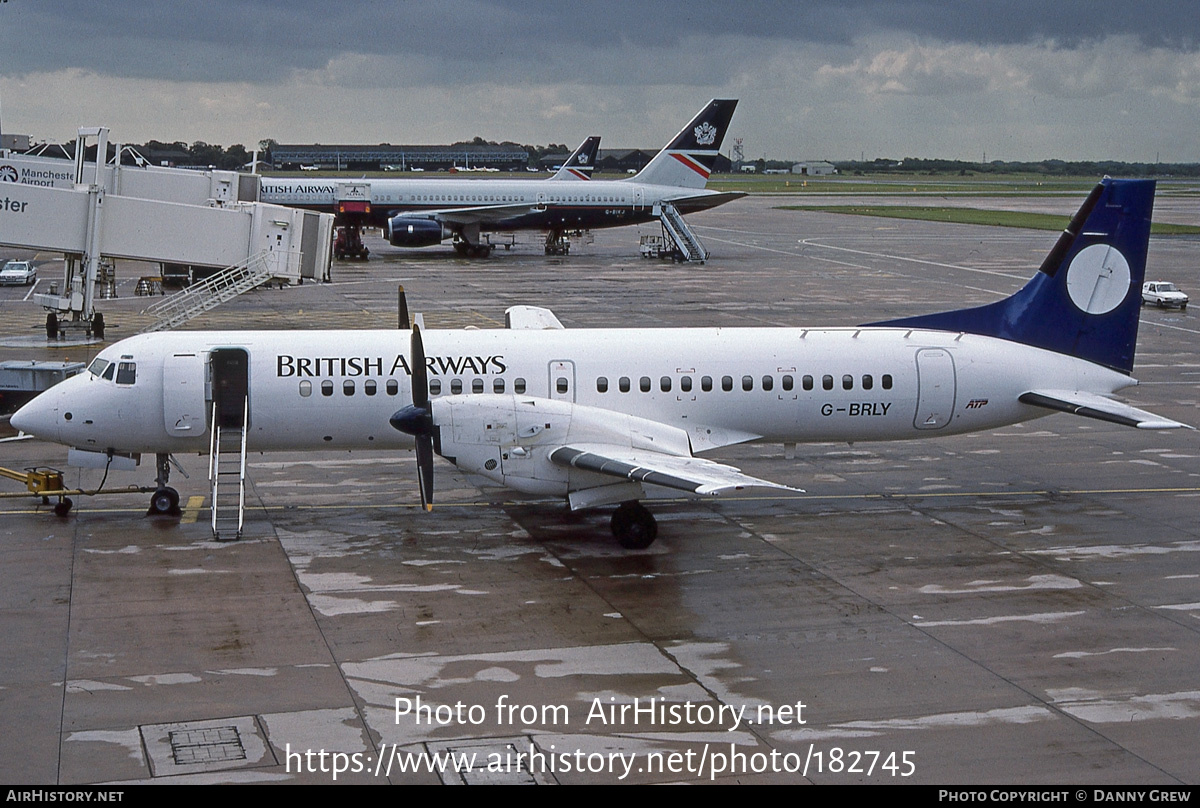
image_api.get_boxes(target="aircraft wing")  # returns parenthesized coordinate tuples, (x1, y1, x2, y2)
(549, 443, 802, 497)
(415, 202, 540, 225)
(1020, 390, 1195, 430)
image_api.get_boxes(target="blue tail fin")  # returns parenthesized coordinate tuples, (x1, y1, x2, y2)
(870, 178, 1156, 374)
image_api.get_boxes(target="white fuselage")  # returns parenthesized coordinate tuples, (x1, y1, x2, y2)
(19, 326, 1135, 458)
(258, 177, 726, 229)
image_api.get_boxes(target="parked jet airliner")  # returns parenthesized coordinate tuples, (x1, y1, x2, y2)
(262, 135, 601, 259)
(260, 100, 743, 256)
(11, 179, 1189, 547)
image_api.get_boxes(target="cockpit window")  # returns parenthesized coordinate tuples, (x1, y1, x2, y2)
(88, 358, 110, 377)
(115, 362, 137, 385)
(102, 363, 116, 381)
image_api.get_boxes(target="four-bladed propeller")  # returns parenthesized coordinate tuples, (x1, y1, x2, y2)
(389, 323, 436, 510)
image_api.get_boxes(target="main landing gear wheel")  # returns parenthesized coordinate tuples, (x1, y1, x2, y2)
(611, 501, 658, 549)
(453, 240, 494, 258)
(148, 487, 181, 517)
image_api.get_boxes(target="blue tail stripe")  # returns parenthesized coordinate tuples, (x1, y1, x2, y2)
(869, 178, 1156, 374)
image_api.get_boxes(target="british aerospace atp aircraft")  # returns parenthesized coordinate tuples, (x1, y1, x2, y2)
(11, 179, 1190, 548)
(259, 100, 743, 257)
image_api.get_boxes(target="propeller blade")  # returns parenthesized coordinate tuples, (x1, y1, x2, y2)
(393, 322, 434, 510)
(416, 436, 434, 511)
(411, 323, 428, 409)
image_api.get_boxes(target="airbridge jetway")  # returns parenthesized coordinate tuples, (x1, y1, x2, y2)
(0, 127, 333, 337)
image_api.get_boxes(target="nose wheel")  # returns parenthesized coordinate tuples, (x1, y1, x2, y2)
(611, 501, 658, 549)
(147, 453, 183, 516)
(148, 486, 181, 516)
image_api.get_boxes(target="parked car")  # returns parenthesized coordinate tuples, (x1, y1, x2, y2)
(1141, 281, 1188, 309)
(0, 260, 36, 286)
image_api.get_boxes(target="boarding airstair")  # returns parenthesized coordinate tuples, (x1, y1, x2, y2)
(209, 398, 248, 541)
(142, 250, 278, 332)
(658, 203, 708, 262)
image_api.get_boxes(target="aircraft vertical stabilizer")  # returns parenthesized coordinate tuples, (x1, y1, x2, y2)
(550, 136, 601, 181)
(627, 99, 737, 190)
(870, 178, 1155, 374)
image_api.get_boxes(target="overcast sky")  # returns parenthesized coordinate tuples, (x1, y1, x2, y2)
(2, 1, 1197, 162)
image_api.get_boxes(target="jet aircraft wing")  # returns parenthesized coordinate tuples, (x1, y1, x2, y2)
(549, 443, 802, 497)
(415, 202, 542, 226)
(1020, 390, 1195, 430)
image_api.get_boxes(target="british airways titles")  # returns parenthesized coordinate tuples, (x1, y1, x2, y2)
(277, 353, 508, 379)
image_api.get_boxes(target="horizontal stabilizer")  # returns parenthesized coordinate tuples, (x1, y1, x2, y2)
(1020, 390, 1194, 430)
(664, 190, 748, 211)
(550, 443, 801, 497)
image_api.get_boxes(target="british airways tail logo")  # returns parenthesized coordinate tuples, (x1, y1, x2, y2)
(694, 123, 718, 146)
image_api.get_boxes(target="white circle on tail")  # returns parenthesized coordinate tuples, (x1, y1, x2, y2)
(1065, 244, 1131, 315)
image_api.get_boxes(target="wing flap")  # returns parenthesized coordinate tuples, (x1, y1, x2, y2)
(1020, 390, 1194, 430)
(549, 444, 801, 497)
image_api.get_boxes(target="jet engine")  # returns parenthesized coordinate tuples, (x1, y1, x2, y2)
(386, 216, 446, 248)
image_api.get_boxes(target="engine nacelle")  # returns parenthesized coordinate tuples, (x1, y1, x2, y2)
(387, 216, 445, 247)
(428, 395, 692, 497)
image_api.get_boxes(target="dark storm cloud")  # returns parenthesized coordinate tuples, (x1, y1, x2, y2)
(1, 0, 1195, 83)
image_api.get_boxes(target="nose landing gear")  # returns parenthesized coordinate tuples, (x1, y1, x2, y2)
(147, 453, 183, 517)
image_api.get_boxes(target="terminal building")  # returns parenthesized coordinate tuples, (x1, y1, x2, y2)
(270, 143, 530, 171)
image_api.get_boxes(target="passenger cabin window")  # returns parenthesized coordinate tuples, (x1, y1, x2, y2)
(619, 377, 630, 393)
(721, 376, 733, 392)
(321, 381, 334, 396)
(473, 379, 485, 394)
(660, 376, 671, 392)
(701, 376, 713, 392)
(822, 375, 833, 391)
(803, 375, 813, 391)
(597, 376, 609, 393)
(115, 362, 136, 386)
(843, 374, 853, 391)
(451, 379, 463, 394)
(882, 374, 893, 390)
(514, 378, 527, 394)
(556, 377, 569, 394)
(782, 375, 793, 391)
(299, 380, 312, 397)
(387, 380, 399, 396)
(493, 378, 505, 393)
(640, 376, 651, 393)
(430, 379, 442, 395)
(680, 376, 693, 392)
(862, 375, 873, 391)
(365, 380, 377, 396)
(762, 375, 774, 391)
(343, 380, 355, 396)
(742, 375, 753, 391)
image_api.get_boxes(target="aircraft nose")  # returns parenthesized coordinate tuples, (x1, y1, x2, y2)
(10, 390, 60, 442)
